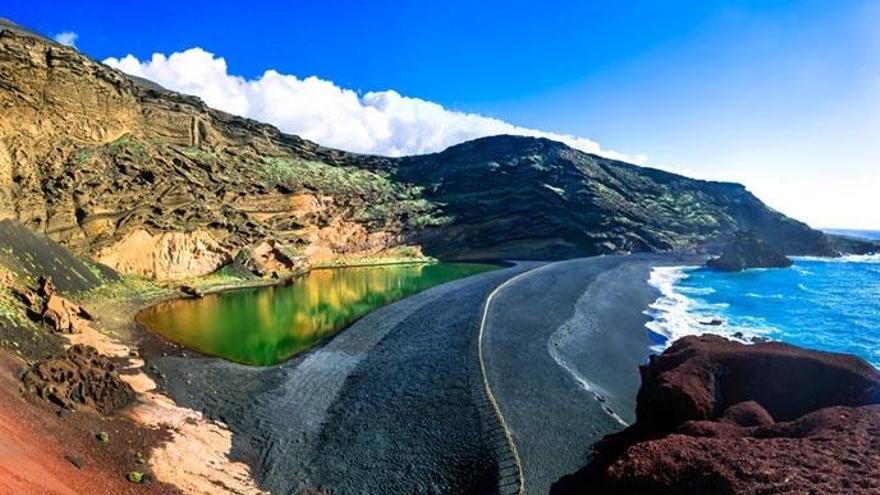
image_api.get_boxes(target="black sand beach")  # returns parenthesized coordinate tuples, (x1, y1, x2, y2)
(482, 254, 687, 494)
(144, 263, 539, 494)
(141, 254, 698, 494)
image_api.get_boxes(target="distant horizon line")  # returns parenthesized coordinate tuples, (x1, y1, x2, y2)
(821, 227, 880, 235)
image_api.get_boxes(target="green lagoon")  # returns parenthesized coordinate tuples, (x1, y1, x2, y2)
(138, 262, 499, 365)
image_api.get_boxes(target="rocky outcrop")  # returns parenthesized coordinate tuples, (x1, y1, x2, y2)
(827, 233, 880, 256)
(241, 240, 302, 276)
(558, 335, 880, 494)
(0, 29, 435, 278)
(42, 291, 92, 333)
(707, 231, 793, 271)
(20, 344, 136, 414)
(13, 277, 95, 333)
(96, 228, 231, 280)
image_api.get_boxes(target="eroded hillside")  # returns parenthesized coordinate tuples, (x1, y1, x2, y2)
(0, 30, 441, 279)
(0, 27, 846, 280)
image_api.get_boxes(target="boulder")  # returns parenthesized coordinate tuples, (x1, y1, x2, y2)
(10, 277, 93, 333)
(38, 276, 57, 298)
(42, 293, 92, 334)
(20, 344, 136, 415)
(11, 286, 41, 317)
(179, 285, 204, 298)
(707, 231, 793, 271)
(556, 335, 880, 494)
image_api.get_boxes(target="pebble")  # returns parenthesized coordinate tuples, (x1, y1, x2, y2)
(65, 455, 84, 469)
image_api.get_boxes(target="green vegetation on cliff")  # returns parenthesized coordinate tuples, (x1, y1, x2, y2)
(388, 135, 835, 259)
(0, 27, 860, 283)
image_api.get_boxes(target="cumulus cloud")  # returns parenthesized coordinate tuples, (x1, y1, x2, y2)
(53, 31, 78, 47)
(104, 48, 645, 162)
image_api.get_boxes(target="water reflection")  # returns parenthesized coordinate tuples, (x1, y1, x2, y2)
(138, 263, 498, 365)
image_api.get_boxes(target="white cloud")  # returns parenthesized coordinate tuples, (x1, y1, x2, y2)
(53, 31, 78, 47)
(104, 48, 645, 163)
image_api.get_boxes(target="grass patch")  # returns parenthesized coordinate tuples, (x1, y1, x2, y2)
(105, 135, 147, 163)
(74, 148, 93, 166)
(180, 147, 218, 162)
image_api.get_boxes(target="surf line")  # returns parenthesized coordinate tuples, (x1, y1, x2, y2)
(547, 344, 629, 427)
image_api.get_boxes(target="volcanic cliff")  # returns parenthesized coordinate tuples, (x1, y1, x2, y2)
(0, 22, 851, 280)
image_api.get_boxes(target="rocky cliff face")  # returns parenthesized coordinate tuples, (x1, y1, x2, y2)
(0, 30, 436, 279)
(557, 335, 880, 494)
(0, 26, 842, 279)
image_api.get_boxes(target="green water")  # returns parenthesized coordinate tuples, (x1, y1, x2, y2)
(138, 262, 499, 365)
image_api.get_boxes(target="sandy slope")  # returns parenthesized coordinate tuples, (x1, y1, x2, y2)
(0, 350, 181, 495)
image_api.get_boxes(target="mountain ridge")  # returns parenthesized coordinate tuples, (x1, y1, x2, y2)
(389, 134, 835, 259)
(0, 25, 866, 280)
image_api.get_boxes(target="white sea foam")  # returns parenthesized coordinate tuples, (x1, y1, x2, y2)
(644, 266, 775, 351)
(643, 266, 701, 350)
(679, 285, 716, 296)
(793, 266, 814, 276)
(745, 292, 784, 299)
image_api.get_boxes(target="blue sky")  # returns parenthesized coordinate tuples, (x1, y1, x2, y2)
(6, 0, 878, 229)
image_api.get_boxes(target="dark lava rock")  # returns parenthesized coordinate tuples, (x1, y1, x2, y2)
(179, 285, 203, 298)
(707, 231, 793, 271)
(21, 344, 136, 415)
(555, 335, 880, 494)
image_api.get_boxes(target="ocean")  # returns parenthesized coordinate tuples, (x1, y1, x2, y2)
(646, 254, 880, 368)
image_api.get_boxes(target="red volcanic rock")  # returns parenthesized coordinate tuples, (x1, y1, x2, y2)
(635, 335, 880, 429)
(603, 404, 880, 494)
(558, 335, 880, 494)
(21, 344, 136, 415)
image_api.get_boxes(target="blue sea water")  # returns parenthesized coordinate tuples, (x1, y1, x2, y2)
(646, 255, 880, 368)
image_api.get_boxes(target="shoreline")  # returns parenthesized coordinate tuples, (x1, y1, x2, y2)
(142, 262, 541, 493)
(132, 259, 506, 368)
(480, 254, 702, 494)
(7, 252, 700, 494)
(66, 298, 270, 494)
